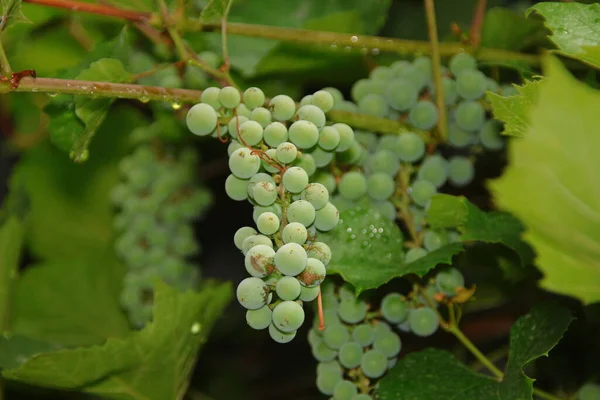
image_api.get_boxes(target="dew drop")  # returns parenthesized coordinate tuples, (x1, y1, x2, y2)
(139, 95, 150, 104)
(371, 48, 380, 56)
(191, 322, 202, 334)
(350, 35, 358, 43)
(47, 92, 58, 98)
(171, 101, 183, 110)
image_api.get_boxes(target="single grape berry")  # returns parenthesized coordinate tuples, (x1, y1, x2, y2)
(283, 167, 309, 193)
(408, 307, 440, 337)
(218, 86, 241, 109)
(276, 142, 298, 164)
(394, 132, 425, 163)
(243, 87, 265, 110)
(236, 277, 269, 310)
(269, 94, 296, 121)
(275, 242, 308, 276)
(360, 350, 388, 379)
(381, 293, 408, 324)
(289, 120, 319, 149)
(269, 323, 296, 343)
(436, 267, 465, 296)
(276, 276, 302, 300)
(311, 90, 335, 113)
(244, 244, 275, 277)
(409, 180, 437, 207)
(272, 300, 305, 332)
(186, 103, 218, 136)
(287, 200, 316, 227)
(246, 305, 272, 330)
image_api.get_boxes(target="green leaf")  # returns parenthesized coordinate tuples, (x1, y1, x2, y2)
(0, 335, 60, 370)
(528, 2, 600, 69)
(427, 194, 534, 264)
(3, 282, 233, 400)
(489, 56, 600, 305)
(320, 207, 463, 294)
(0, 0, 30, 30)
(12, 250, 129, 347)
(487, 80, 542, 137)
(0, 216, 25, 331)
(378, 302, 574, 400)
(199, 0, 230, 23)
(481, 7, 548, 51)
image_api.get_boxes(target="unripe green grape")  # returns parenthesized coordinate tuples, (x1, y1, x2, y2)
(237, 120, 263, 146)
(275, 242, 308, 276)
(186, 103, 218, 136)
(293, 153, 317, 176)
(455, 100, 485, 132)
(311, 90, 335, 113)
(198, 50, 220, 68)
(360, 350, 388, 379)
(261, 149, 280, 173)
(323, 324, 350, 349)
(449, 52, 477, 76)
(300, 95, 313, 107)
(225, 174, 249, 201)
(338, 171, 367, 200)
(263, 122, 288, 147)
(500, 84, 519, 96)
(353, 395, 373, 400)
(486, 77, 500, 93)
(408, 307, 439, 336)
(234, 226, 257, 250)
(358, 93, 389, 117)
(385, 78, 419, 111)
(337, 342, 362, 369)
(436, 76, 459, 105)
(334, 380, 358, 400)
(409, 101, 438, 130)
(269, 94, 296, 121)
(237, 277, 269, 310)
(333, 123, 355, 152)
(436, 267, 465, 296)
(322, 87, 344, 104)
(282, 222, 308, 244)
(276, 142, 298, 164)
(307, 242, 332, 266)
(283, 167, 309, 193)
(250, 106, 272, 128)
(351, 79, 374, 102)
(368, 150, 400, 176)
(317, 367, 343, 396)
(338, 299, 367, 324)
(229, 148, 260, 179)
(253, 203, 282, 224)
(313, 340, 338, 362)
(287, 200, 316, 227)
(289, 120, 319, 149)
(448, 123, 475, 148)
(456, 70, 487, 100)
(301, 183, 329, 211)
(311, 147, 334, 168)
(367, 172, 395, 201)
(218, 86, 241, 109)
(297, 104, 326, 129)
(318, 126, 340, 151)
(246, 305, 272, 330)
(244, 244, 275, 277)
(381, 293, 408, 324)
(313, 172, 336, 195)
(235, 103, 252, 118)
(297, 257, 326, 287)
(276, 276, 302, 300)
(299, 285, 320, 301)
(268, 323, 296, 343)
(227, 116, 248, 139)
(373, 330, 401, 358)
(272, 300, 305, 332)
(241, 235, 273, 255)
(315, 202, 340, 232)
(418, 155, 449, 188)
(405, 247, 427, 263)
(479, 119, 504, 150)
(394, 132, 425, 163)
(409, 179, 437, 207)
(448, 156, 475, 187)
(252, 181, 277, 206)
(256, 212, 280, 235)
(201, 87, 221, 110)
(243, 87, 265, 110)
(352, 324, 374, 347)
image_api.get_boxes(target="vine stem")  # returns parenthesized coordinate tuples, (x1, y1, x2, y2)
(470, 0, 487, 49)
(0, 37, 12, 75)
(424, 0, 447, 142)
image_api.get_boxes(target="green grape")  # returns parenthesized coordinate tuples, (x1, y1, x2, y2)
(381, 293, 408, 324)
(388, 358, 398, 369)
(449, 52, 477, 76)
(261, 149, 280, 173)
(318, 126, 341, 151)
(423, 229, 449, 251)
(370, 65, 392, 81)
(314, 202, 340, 232)
(300, 285, 320, 301)
(456, 70, 488, 100)
(282, 222, 308, 244)
(436, 267, 465, 296)
(268, 323, 296, 343)
(218, 86, 241, 109)
(372, 200, 396, 221)
(229, 148, 260, 179)
(448, 123, 475, 148)
(269, 94, 296, 121)
(373, 330, 401, 358)
(297, 257, 326, 287)
(246, 305, 272, 330)
(385, 78, 419, 111)
(317, 360, 343, 375)
(250, 106, 272, 128)
(337, 342, 362, 369)
(313, 340, 338, 362)
(409, 101, 438, 130)
(263, 122, 288, 147)
(300, 95, 313, 107)
(301, 183, 330, 211)
(198, 51, 220, 68)
(353, 395, 373, 400)
(283, 167, 309, 193)
(405, 247, 427, 263)
(288, 120, 319, 149)
(408, 307, 439, 336)
(486, 78, 500, 93)
(253, 203, 282, 224)
(367, 150, 400, 176)
(355, 130, 378, 152)
(323, 87, 344, 104)
(237, 277, 269, 310)
(298, 104, 326, 128)
(235, 103, 252, 118)
(418, 155, 448, 188)
(334, 381, 358, 400)
(243, 87, 265, 110)
(413, 56, 433, 85)
(252, 181, 277, 206)
(338, 171, 367, 200)
(440, 76, 458, 105)
(234, 226, 257, 250)
(448, 156, 475, 187)
(186, 103, 218, 136)
(276, 276, 302, 300)
(333, 123, 355, 153)
(225, 174, 249, 201)
(272, 300, 305, 332)
(455, 100, 485, 132)
(351, 79, 373, 101)
(339, 299, 367, 324)
(238, 120, 263, 146)
(394, 132, 425, 163)
(256, 212, 280, 235)
(323, 324, 350, 349)
(227, 116, 248, 139)
(275, 242, 308, 276)
(307, 242, 332, 266)
(409, 179, 437, 207)
(276, 142, 298, 164)
(201, 87, 221, 110)
(287, 200, 316, 227)
(500, 84, 518, 96)
(335, 100, 359, 113)
(317, 368, 343, 396)
(479, 119, 504, 150)
(358, 93, 389, 118)
(360, 350, 388, 379)
(352, 324, 374, 347)
(311, 90, 335, 113)
(367, 172, 395, 201)
(241, 235, 273, 255)
(313, 172, 336, 195)
(293, 153, 317, 176)
(579, 384, 600, 400)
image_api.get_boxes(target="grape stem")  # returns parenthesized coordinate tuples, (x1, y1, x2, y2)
(394, 165, 422, 247)
(317, 288, 325, 331)
(470, 0, 487, 49)
(0, 37, 12, 76)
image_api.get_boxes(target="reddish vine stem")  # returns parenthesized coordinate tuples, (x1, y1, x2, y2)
(317, 289, 325, 331)
(24, 0, 151, 21)
(470, 0, 487, 49)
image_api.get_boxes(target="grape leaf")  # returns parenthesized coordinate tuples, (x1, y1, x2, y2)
(489, 56, 600, 305)
(378, 302, 574, 400)
(487, 80, 542, 137)
(199, 0, 230, 23)
(0, 216, 24, 331)
(12, 249, 129, 347)
(426, 194, 534, 265)
(528, 2, 600, 69)
(0, 0, 30, 30)
(319, 207, 463, 294)
(0, 335, 60, 370)
(3, 281, 233, 400)
(481, 7, 548, 51)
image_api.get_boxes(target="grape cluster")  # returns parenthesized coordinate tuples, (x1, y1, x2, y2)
(111, 143, 211, 327)
(310, 268, 466, 398)
(185, 85, 363, 342)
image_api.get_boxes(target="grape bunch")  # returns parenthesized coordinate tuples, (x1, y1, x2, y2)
(111, 141, 211, 327)
(185, 85, 368, 342)
(310, 268, 466, 398)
